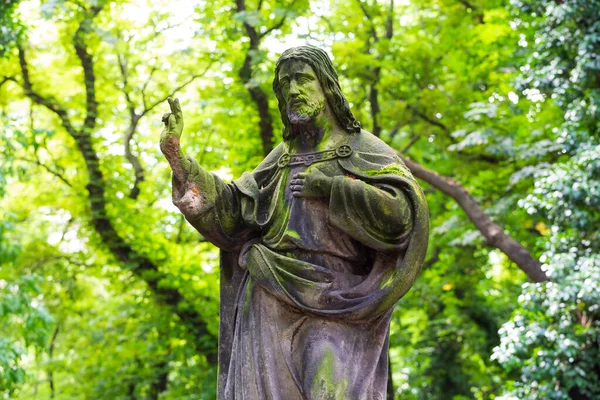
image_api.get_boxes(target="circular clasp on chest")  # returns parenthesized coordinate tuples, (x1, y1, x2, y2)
(277, 153, 291, 168)
(336, 145, 353, 158)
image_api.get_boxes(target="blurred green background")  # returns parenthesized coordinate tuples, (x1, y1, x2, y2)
(0, 0, 599, 399)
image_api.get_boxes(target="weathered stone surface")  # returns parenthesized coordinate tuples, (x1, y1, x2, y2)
(160, 45, 429, 400)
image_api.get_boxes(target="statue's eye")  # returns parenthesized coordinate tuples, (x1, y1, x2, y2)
(298, 76, 310, 84)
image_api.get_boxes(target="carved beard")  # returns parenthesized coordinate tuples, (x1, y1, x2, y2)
(286, 96, 325, 141)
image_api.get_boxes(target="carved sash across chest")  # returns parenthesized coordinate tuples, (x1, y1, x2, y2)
(277, 145, 353, 168)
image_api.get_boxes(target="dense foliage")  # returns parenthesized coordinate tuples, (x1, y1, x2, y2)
(491, 1, 600, 399)
(0, 0, 597, 399)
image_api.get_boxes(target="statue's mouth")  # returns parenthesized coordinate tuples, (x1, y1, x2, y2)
(288, 98, 306, 109)
(287, 101, 311, 123)
(288, 112, 312, 125)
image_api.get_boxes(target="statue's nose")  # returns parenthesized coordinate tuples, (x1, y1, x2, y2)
(289, 80, 300, 95)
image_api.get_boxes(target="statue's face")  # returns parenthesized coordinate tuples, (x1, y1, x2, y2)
(278, 60, 326, 126)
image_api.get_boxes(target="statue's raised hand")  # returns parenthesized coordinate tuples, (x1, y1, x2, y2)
(160, 97, 184, 143)
(160, 97, 189, 182)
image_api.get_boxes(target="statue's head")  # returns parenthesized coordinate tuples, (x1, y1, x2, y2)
(273, 46, 361, 140)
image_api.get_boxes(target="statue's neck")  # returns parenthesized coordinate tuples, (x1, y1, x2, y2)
(289, 126, 325, 153)
(288, 110, 340, 153)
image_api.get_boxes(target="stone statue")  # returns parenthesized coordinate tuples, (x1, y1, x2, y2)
(160, 46, 429, 400)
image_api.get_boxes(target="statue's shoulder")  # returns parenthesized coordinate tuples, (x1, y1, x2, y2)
(349, 129, 401, 162)
(245, 143, 284, 184)
(340, 130, 414, 179)
(255, 143, 284, 169)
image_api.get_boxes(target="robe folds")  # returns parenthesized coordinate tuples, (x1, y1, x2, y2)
(173, 130, 429, 400)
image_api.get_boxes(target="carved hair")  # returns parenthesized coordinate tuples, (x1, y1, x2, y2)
(273, 46, 361, 140)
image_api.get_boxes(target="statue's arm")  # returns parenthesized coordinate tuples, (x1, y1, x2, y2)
(291, 167, 414, 251)
(159, 98, 249, 249)
(327, 176, 414, 252)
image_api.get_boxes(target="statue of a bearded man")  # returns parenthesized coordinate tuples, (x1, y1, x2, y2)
(160, 45, 429, 400)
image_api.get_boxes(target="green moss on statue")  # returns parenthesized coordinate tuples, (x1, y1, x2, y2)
(311, 349, 348, 400)
(366, 163, 409, 177)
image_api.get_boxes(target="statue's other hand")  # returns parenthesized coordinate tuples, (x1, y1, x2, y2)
(160, 97, 184, 144)
(290, 169, 332, 199)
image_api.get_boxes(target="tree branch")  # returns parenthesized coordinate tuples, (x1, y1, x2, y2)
(47, 324, 60, 399)
(356, 0, 378, 41)
(369, 71, 382, 137)
(17, 46, 78, 137)
(456, 0, 484, 24)
(148, 357, 170, 400)
(319, 14, 336, 33)
(236, 0, 260, 46)
(406, 103, 451, 134)
(401, 134, 421, 153)
(117, 52, 145, 199)
(399, 154, 548, 282)
(16, 157, 72, 188)
(385, 0, 394, 39)
(0, 76, 15, 90)
(123, 114, 144, 199)
(140, 63, 158, 110)
(387, 121, 403, 141)
(236, 0, 275, 156)
(117, 53, 135, 112)
(357, 0, 396, 137)
(142, 65, 211, 116)
(73, 4, 102, 134)
(422, 247, 442, 270)
(259, 0, 297, 39)
(259, 15, 288, 38)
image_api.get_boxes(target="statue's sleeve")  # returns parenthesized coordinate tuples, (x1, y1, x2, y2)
(172, 156, 252, 251)
(328, 176, 413, 252)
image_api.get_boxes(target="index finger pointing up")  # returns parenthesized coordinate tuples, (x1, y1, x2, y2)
(174, 98, 183, 120)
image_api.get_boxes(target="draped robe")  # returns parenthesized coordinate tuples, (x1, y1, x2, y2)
(171, 130, 429, 399)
